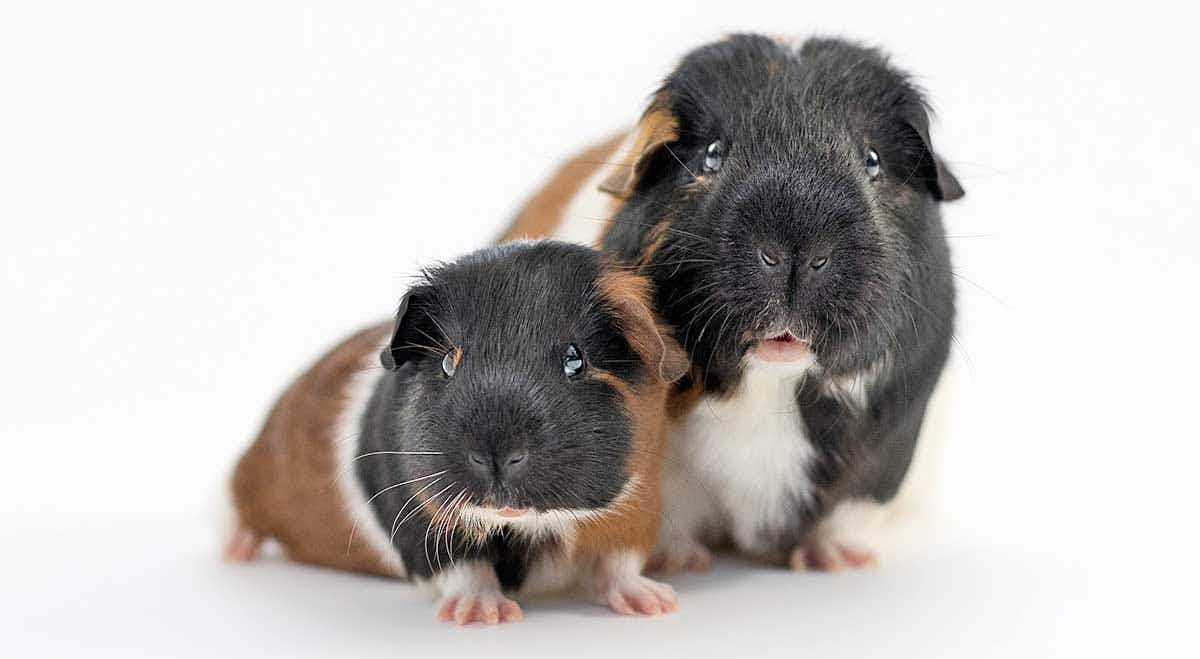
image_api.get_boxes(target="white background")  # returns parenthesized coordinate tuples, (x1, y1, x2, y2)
(2, 1, 1197, 657)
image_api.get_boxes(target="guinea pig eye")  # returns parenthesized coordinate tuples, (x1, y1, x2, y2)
(563, 344, 585, 378)
(865, 148, 881, 180)
(441, 349, 459, 378)
(703, 140, 724, 173)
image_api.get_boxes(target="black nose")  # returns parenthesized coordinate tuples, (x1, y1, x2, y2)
(466, 447, 530, 482)
(756, 243, 833, 304)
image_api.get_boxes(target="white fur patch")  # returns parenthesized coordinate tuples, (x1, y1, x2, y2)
(457, 474, 642, 553)
(331, 338, 406, 577)
(432, 560, 502, 597)
(662, 354, 818, 555)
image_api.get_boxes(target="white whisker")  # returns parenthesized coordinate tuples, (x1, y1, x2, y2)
(353, 451, 443, 460)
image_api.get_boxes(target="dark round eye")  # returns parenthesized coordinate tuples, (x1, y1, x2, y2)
(703, 140, 724, 173)
(441, 349, 458, 378)
(865, 148, 881, 180)
(563, 344, 584, 378)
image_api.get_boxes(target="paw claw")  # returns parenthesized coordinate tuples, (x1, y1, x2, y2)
(603, 575, 678, 617)
(789, 540, 877, 572)
(437, 592, 522, 626)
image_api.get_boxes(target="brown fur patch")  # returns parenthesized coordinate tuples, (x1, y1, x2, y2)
(666, 373, 706, 420)
(570, 366, 666, 560)
(598, 93, 680, 201)
(569, 269, 688, 561)
(595, 269, 690, 383)
(230, 323, 397, 577)
(499, 133, 626, 243)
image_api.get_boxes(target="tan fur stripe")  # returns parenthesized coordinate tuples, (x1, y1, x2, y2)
(500, 133, 627, 242)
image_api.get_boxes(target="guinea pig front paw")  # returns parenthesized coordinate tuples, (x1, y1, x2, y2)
(601, 575, 678, 617)
(788, 538, 877, 572)
(436, 591, 523, 626)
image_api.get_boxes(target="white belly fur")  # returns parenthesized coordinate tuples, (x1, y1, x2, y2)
(661, 356, 958, 561)
(662, 355, 818, 556)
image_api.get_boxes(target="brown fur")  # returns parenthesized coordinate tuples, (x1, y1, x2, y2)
(570, 270, 684, 561)
(500, 133, 626, 243)
(598, 93, 679, 200)
(230, 322, 397, 577)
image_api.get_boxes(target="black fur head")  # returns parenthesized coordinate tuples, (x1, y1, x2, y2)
(374, 241, 682, 516)
(602, 35, 963, 392)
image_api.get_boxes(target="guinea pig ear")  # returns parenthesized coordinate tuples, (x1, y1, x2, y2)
(598, 93, 680, 199)
(903, 109, 965, 202)
(599, 272, 690, 383)
(932, 155, 965, 202)
(380, 288, 429, 371)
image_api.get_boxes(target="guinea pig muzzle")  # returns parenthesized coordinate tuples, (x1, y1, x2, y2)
(753, 330, 812, 363)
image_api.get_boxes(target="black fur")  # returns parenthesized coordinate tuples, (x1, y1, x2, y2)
(356, 241, 642, 584)
(602, 35, 962, 548)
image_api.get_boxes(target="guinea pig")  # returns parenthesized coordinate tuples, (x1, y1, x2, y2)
(225, 240, 689, 624)
(501, 35, 964, 571)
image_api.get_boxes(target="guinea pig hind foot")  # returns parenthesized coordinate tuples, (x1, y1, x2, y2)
(222, 524, 263, 563)
(788, 537, 878, 572)
(646, 535, 712, 575)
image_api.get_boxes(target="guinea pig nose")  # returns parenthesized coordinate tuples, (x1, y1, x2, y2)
(759, 247, 782, 268)
(467, 450, 488, 467)
(500, 449, 529, 479)
(809, 255, 830, 271)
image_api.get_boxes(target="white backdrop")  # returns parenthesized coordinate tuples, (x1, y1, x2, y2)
(2, 2, 1196, 657)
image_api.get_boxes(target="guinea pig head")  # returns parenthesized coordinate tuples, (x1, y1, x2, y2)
(379, 242, 686, 528)
(601, 35, 963, 386)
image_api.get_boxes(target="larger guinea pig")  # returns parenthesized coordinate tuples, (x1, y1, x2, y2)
(225, 240, 689, 624)
(502, 35, 964, 571)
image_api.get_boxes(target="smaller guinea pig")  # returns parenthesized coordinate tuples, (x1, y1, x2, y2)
(225, 240, 689, 625)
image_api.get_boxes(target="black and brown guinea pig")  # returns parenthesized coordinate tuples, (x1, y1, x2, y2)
(225, 240, 689, 624)
(502, 35, 964, 572)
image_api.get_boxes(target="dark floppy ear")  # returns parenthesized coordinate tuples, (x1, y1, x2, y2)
(903, 108, 964, 202)
(380, 288, 428, 371)
(599, 93, 680, 199)
(598, 272, 690, 383)
(932, 155, 964, 202)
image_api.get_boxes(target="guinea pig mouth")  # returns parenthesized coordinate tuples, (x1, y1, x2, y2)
(753, 331, 813, 363)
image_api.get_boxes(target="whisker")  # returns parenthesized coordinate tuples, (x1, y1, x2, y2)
(365, 470, 448, 506)
(353, 451, 443, 460)
(662, 144, 698, 181)
(390, 477, 443, 543)
(422, 482, 457, 572)
(346, 470, 447, 553)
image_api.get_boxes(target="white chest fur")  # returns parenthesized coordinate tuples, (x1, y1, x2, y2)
(667, 355, 818, 554)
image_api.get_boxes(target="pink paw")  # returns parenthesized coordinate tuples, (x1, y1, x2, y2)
(789, 539, 877, 572)
(436, 592, 523, 626)
(604, 575, 678, 617)
(646, 540, 712, 575)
